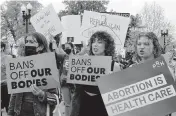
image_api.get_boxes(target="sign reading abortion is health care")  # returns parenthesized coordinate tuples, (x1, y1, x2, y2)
(30, 4, 63, 40)
(98, 56, 176, 116)
(67, 55, 111, 86)
(6, 52, 59, 94)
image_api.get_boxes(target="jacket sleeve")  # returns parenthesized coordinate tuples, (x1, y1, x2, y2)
(70, 85, 82, 116)
(38, 88, 58, 106)
(7, 94, 16, 116)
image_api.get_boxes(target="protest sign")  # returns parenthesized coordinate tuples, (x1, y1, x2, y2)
(81, 10, 130, 49)
(115, 13, 130, 17)
(67, 55, 111, 86)
(98, 56, 176, 116)
(5, 52, 59, 94)
(101, 12, 130, 17)
(61, 15, 83, 44)
(30, 4, 63, 40)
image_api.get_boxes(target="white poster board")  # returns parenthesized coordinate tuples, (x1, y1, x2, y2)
(61, 15, 83, 44)
(30, 4, 64, 40)
(81, 10, 130, 49)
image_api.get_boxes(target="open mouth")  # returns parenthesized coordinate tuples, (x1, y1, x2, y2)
(93, 48, 98, 52)
(140, 50, 144, 54)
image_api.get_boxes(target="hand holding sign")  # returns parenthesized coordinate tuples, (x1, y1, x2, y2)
(78, 40, 89, 55)
(30, 84, 45, 97)
(30, 4, 63, 41)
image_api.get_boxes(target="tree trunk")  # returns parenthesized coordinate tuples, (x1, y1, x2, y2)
(10, 28, 16, 42)
(5, 16, 16, 43)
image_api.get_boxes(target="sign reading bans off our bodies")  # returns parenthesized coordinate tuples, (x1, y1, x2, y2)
(67, 55, 111, 86)
(6, 52, 59, 94)
(98, 56, 176, 116)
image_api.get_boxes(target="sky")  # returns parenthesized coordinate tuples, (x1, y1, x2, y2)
(0, 0, 176, 54)
(0, 0, 175, 38)
(36, 0, 176, 27)
(0, 0, 175, 29)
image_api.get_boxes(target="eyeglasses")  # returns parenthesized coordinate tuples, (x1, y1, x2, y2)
(25, 39, 37, 44)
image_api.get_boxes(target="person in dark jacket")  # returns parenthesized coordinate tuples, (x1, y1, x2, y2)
(7, 32, 58, 116)
(1, 42, 12, 114)
(70, 31, 121, 116)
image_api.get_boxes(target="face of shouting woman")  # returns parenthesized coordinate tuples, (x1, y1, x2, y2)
(92, 38, 105, 56)
(137, 36, 154, 60)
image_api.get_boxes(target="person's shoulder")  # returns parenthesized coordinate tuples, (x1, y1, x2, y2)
(128, 60, 139, 67)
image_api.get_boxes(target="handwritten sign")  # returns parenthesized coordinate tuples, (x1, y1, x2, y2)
(67, 55, 111, 86)
(5, 52, 59, 94)
(98, 56, 176, 116)
(30, 4, 63, 40)
(81, 10, 130, 49)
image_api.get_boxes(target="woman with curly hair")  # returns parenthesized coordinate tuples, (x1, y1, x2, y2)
(132, 32, 162, 65)
(131, 31, 174, 116)
(70, 31, 121, 116)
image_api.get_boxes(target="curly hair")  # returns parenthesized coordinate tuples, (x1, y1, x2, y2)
(89, 31, 116, 57)
(133, 32, 162, 62)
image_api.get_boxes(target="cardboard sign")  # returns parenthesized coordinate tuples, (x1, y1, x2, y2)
(81, 10, 130, 49)
(5, 52, 59, 94)
(115, 13, 130, 17)
(61, 15, 82, 44)
(98, 56, 176, 116)
(101, 12, 130, 17)
(67, 55, 111, 86)
(30, 4, 63, 40)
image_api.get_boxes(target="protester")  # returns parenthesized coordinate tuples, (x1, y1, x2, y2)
(131, 32, 174, 116)
(60, 42, 76, 116)
(50, 33, 77, 116)
(131, 32, 162, 65)
(1, 42, 12, 114)
(70, 31, 121, 116)
(7, 32, 58, 116)
(166, 50, 176, 80)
